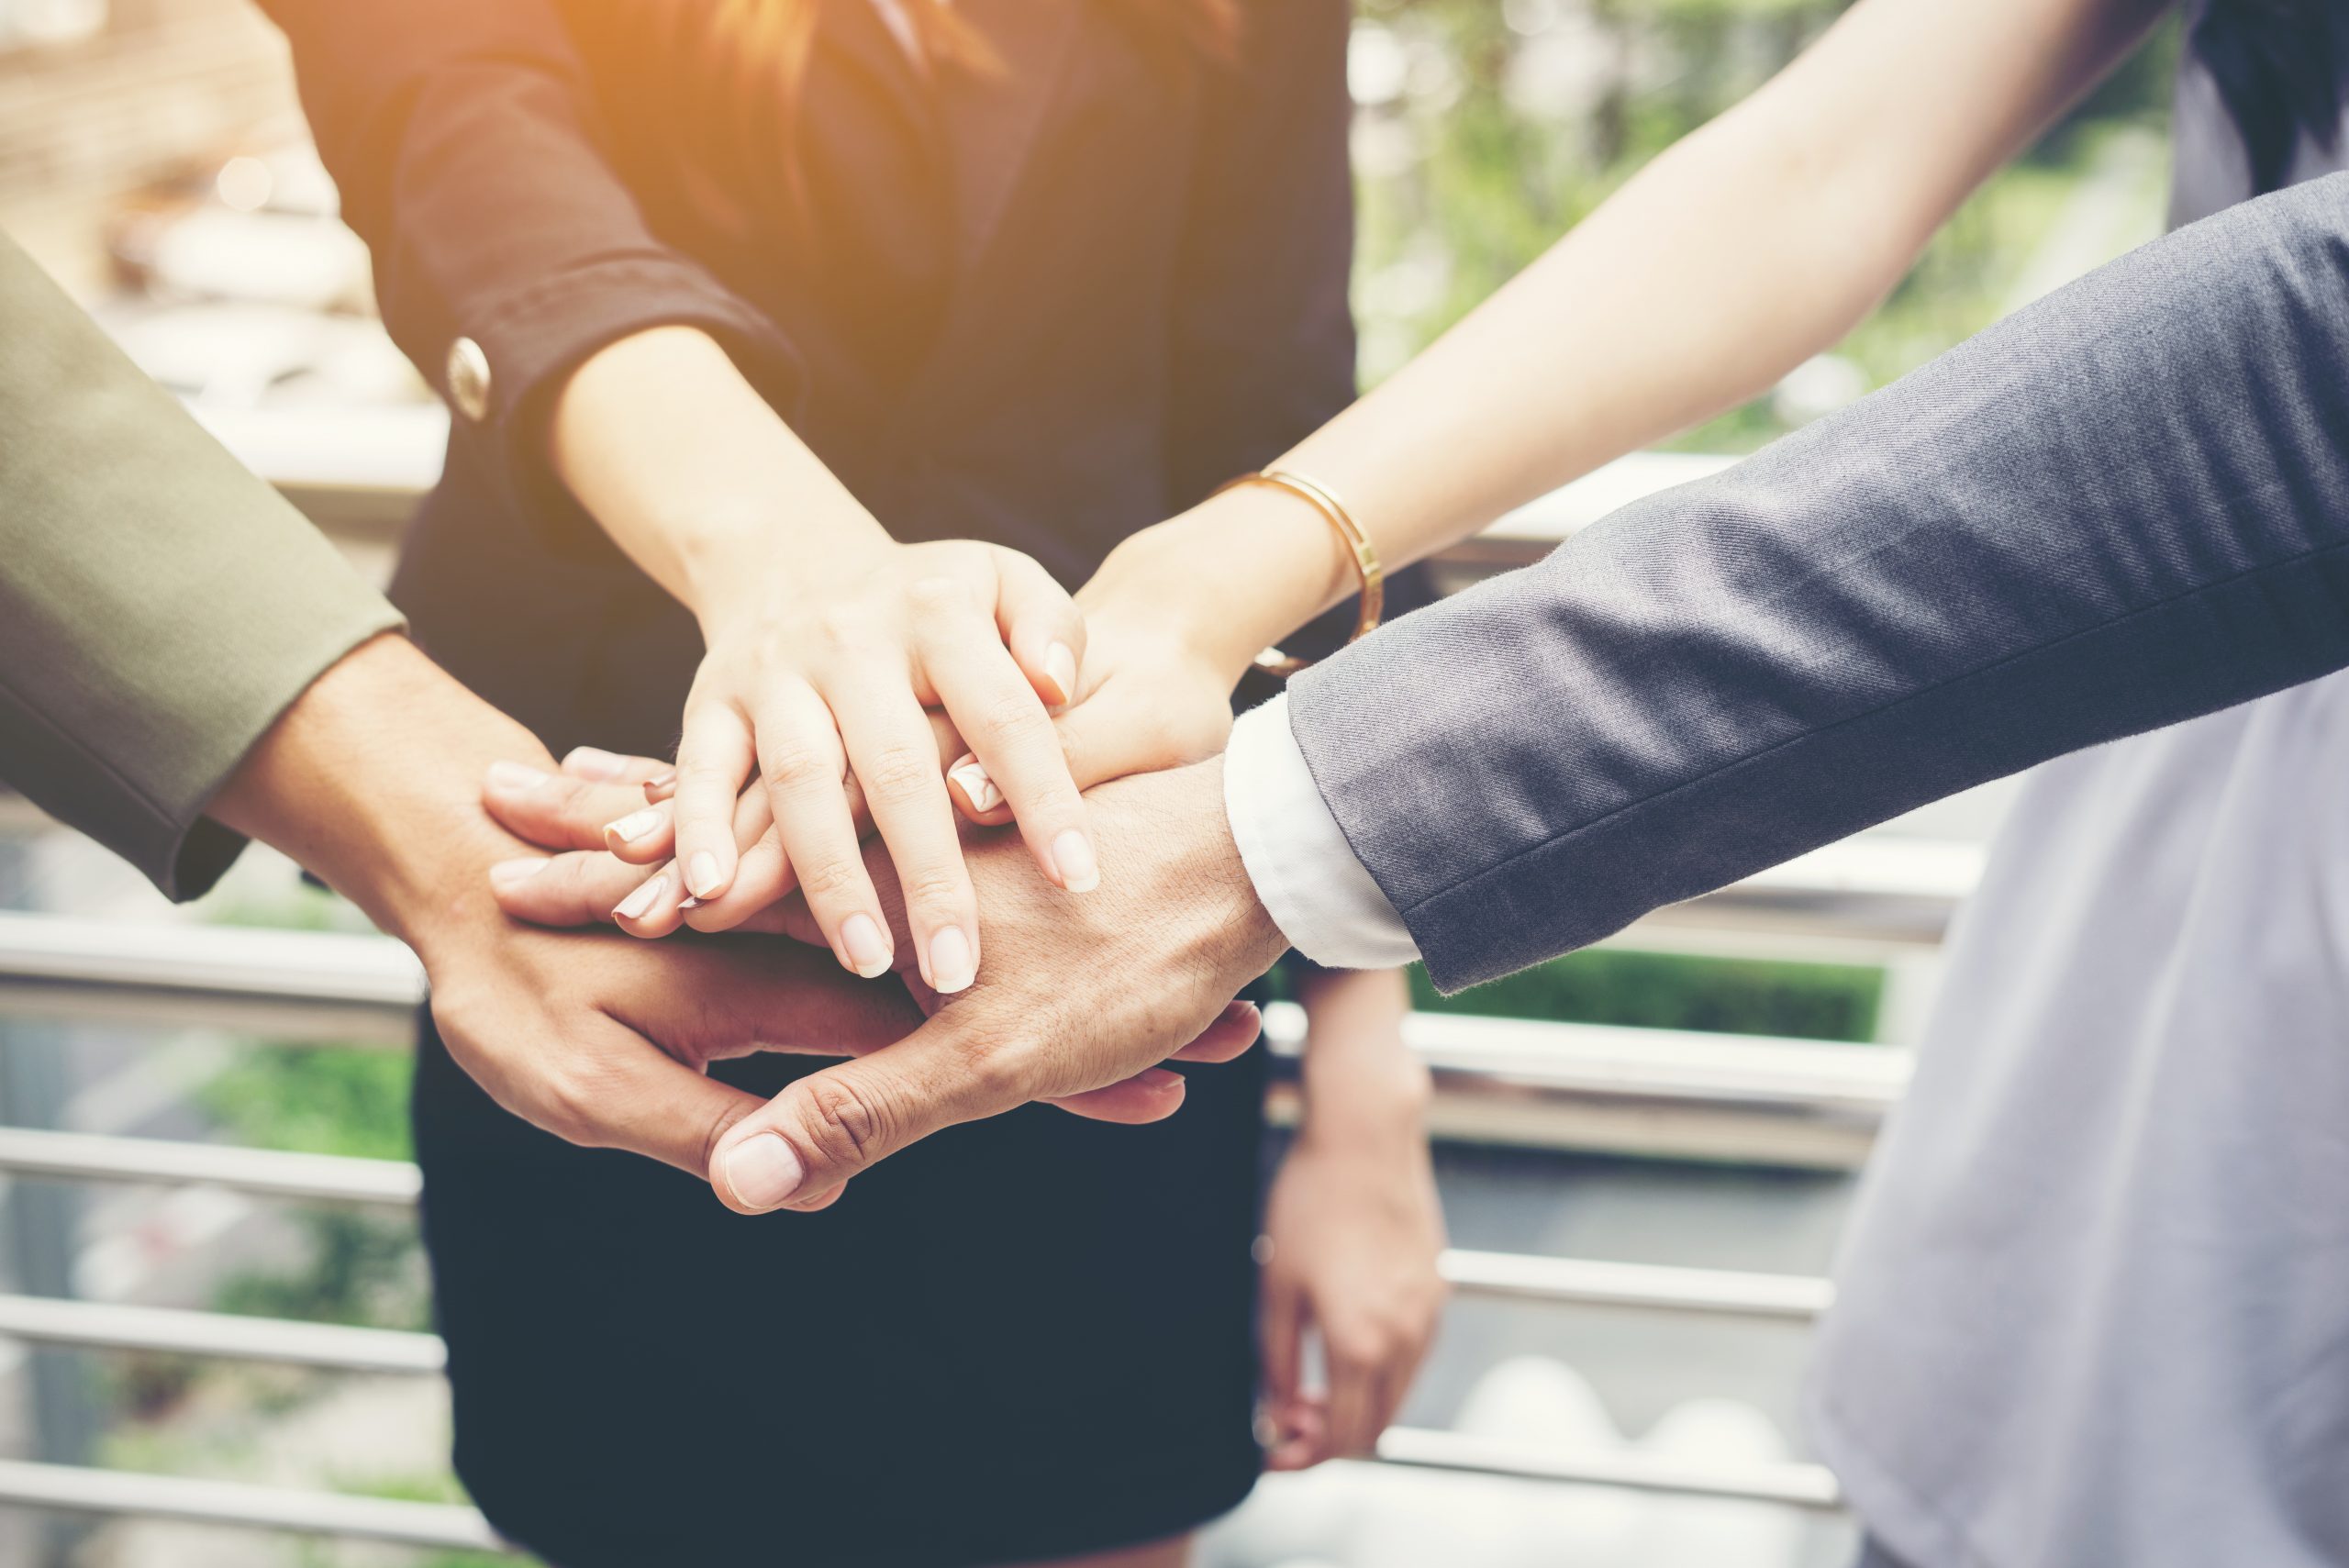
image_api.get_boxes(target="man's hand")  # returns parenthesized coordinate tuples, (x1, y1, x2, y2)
(207, 635, 917, 1175)
(700, 759, 1290, 1213)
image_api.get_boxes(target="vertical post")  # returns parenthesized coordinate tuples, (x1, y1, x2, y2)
(0, 838, 97, 1565)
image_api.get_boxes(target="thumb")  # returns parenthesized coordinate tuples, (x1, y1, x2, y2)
(704, 1014, 1015, 1214)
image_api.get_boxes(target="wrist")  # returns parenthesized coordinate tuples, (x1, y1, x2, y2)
(1301, 1047, 1433, 1136)
(685, 502, 894, 639)
(550, 326, 896, 628)
(1095, 486, 1356, 684)
(207, 637, 549, 952)
(1158, 756, 1290, 982)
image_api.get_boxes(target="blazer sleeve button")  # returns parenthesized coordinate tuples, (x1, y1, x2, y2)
(444, 337, 493, 424)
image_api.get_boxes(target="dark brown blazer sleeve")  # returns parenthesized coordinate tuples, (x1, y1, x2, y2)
(256, 0, 805, 542)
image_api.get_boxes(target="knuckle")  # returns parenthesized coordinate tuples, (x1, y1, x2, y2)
(1327, 1327, 1387, 1371)
(899, 867, 967, 916)
(965, 1040, 1030, 1106)
(796, 1074, 898, 1168)
(538, 1067, 608, 1148)
(861, 743, 940, 805)
(674, 756, 740, 795)
(762, 742, 839, 793)
(814, 602, 878, 650)
(905, 574, 972, 616)
(798, 857, 866, 904)
(975, 692, 1052, 749)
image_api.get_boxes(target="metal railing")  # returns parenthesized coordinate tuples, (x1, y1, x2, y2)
(0, 857, 1939, 1548)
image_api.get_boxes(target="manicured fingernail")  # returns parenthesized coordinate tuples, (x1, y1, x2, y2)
(566, 747, 629, 779)
(928, 926, 976, 994)
(644, 771, 678, 802)
(947, 754, 1003, 814)
(722, 1134, 803, 1210)
(488, 858, 548, 890)
(607, 808, 662, 843)
(614, 873, 668, 922)
(1044, 641, 1078, 706)
(1052, 828, 1098, 893)
(486, 761, 550, 791)
(678, 895, 704, 912)
(686, 851, 723, 900)
(841, 913, 893, 978)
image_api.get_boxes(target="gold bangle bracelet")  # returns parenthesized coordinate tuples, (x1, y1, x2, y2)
(1214, 468, 1384, 679)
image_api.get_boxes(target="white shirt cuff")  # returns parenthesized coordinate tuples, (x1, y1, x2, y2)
(1222, 694, 1420, 970)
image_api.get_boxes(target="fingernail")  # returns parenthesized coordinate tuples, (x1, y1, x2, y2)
(722, 1133, 803, 1210)
(928, 925, 976, 994)
(607, 808, 662, 843)
(566, 746, 629, 780)
(488, 858, 548, 890)
(1044, 641, 1078, 706)
(614, 873, 669, 922)
(947, 754, 1003, 814)
(644, 771, 678, 802)
(1052, 828, 1098, 893)
(841, 913, 893, 978)
(678, 895, 704, 912)
(686, 851, 723, 900)
(486, 761, 551, 791)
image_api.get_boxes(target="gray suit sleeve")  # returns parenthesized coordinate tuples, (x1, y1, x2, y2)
(1287, 172, 2349, 991)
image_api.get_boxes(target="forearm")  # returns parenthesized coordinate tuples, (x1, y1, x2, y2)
(208, 635, 547, 954)
(1097, 0, 2163, 674)
(548, 326, 890, 633)
(1293, 968, 1429, 1143)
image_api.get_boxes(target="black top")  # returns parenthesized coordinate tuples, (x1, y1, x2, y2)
(260, 2, 1384, 1562)
(263, 0, 1386, 755)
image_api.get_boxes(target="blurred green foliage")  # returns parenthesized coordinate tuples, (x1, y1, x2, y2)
(1352, 0, 2178, 448)
(1412, 949, 1881, 1041)
(200, 1045, 430, 1330)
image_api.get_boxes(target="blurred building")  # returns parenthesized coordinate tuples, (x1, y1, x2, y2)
(0, 0, 300, 287)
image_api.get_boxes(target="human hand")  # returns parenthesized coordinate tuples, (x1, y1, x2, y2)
(662, 535, 1097, 995)
(940, 544, 1240, 826)
(480, 746, 1232, 1133)
(691, 759, 1289, 1214)
(206, 636, 920, 1177)
(546, 328, 1097, 994)
(1260, 971, 1445, 1469)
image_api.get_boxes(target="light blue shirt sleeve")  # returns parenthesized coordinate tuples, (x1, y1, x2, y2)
(1221, 694, 1420, 970)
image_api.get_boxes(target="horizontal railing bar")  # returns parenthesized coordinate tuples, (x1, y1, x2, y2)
(0, 911, 424, 1010)
(0, 1439, 1837, 1553)
(1441, 1251, 1832, 1320)
(0, 1294, 443, 1374)
(1371, 1428, 1844, 1511)
(0, 1128, 420, 1207)
(0, 1257, 1816, 1383)
(0, 1460, 509, 1551)
(1264, 1004, 1909, 1119)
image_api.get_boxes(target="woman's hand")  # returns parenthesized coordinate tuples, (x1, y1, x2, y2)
(1259, 969, 1445, 1470)
(667, 537, 1096, 994)
(544, 326, 1098, 995)
(477, 747, 1264, 1147)
(941, 524, 1256, 826)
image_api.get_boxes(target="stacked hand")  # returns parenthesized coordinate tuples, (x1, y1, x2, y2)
(484, 545, 1246, 940)
(492, 752, 1287, 1206)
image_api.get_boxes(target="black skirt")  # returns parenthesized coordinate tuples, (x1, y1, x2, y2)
(410, 1006, 1269, 1567)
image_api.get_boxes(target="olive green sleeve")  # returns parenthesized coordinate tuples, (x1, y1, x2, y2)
(0, 232, 405, 898)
